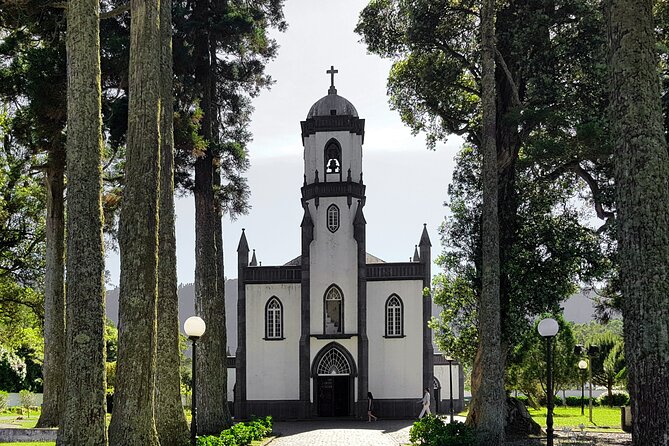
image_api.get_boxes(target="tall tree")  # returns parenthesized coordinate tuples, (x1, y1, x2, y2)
(466, 0, 505, 442)
(36, 146, 66, 428)
(107, 0, 161, 441)
(192, 0, 230, 430)
(608, 1, 669, 444)
(155, 0, 190, 440)
(58, 0, 108, 442)
(0, 5, 67, 427)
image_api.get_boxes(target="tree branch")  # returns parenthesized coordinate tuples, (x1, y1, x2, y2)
(494, 49, 521, 107)
(100, 4, 130, 20)
(544, 160, 616, 221)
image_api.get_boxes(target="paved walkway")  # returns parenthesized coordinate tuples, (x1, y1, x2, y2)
(268, 419, 416, 446)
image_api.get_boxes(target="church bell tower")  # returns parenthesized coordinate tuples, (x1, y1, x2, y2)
(297, 67, 369, 416)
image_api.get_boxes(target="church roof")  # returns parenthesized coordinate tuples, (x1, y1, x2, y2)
(306, 93, 358, 119)
(283, 253, 385, 266)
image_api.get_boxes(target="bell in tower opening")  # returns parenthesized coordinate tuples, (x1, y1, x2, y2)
(325, 140, 342, 181)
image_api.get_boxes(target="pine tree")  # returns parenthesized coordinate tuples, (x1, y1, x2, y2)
(608, 1, 669, 444)
(58, 0, 107, 442)
(108, 0, 161, 442)
(36, 147, 66, 428)
(155, 0, 190, 441)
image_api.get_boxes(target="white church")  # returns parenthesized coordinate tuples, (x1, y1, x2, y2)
(232, 69, 463, 419)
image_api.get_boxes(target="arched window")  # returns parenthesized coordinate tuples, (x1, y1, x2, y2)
(327, 204, 340, 233)
(324, 285, 344, 334)
(385, 294, 404, 337)
(324, 139, 342, 181)
(265, 297, 283, 340)
(317, 348, 352, 375)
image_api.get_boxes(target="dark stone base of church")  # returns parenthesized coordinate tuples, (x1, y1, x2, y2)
(235, 400, 309, 420)
(435, 398, 465, 415)
(374, 399, 424, 419)
(235, 399, 427, 420)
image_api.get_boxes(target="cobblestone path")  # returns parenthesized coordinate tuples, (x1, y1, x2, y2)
(268, 419, 415, 446)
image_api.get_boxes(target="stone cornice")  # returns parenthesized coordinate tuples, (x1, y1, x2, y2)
(300, 115, 365, 143)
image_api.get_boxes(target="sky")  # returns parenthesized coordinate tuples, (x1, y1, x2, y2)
(105, 0, 463, 287)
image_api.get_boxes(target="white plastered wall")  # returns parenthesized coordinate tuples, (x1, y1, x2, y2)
(245, 283, 300, 400)
(434, 363, 460, 400)
(367, 280, 424, 399)
(308, 198, 359, 334)
(303, 131, 363, 184)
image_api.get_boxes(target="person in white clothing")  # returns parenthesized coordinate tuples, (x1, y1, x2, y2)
(418, 387, 431, 418)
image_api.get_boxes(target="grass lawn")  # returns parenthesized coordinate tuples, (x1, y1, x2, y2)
(0, 410, 40, 429)
(0, 443, 55, 446)
(528, 406, 623, 431)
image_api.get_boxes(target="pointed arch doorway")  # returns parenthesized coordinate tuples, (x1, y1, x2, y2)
(312, 343, 356, 417)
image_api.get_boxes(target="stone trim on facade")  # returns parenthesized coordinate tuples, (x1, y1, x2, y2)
(300, 115, 365, 142)
(367, 262, 425, 281)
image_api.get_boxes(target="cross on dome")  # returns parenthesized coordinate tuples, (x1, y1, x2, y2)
(327, 65, 338, 94)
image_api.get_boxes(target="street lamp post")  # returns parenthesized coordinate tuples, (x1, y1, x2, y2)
(538, 317, 560, 446)
(184, 316, 206, 446)
(586, 345, 598, 424)
(578, 359, 588, 416)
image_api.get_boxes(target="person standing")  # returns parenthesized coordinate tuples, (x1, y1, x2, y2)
(367, 392, 378, 422)
(418, 387, 431, 418)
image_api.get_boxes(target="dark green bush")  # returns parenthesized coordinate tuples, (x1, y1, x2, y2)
(197, 416, 273, 446)
(598, 392, 629, 406)
(409, 415, 478, 446)
(538, 395, 563, 407)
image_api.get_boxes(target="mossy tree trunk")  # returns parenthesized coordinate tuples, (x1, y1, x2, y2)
(58, 0, 107, 442)
(155, 0, 190, 441)
(36, 146, 66, 429)
(193, 0, 232, 433)
(466, 0, 505, 443)
(108, 0, 161, 443)
(608, 1, 669, 445)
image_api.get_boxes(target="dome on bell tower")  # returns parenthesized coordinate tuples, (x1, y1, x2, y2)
(307, 93, 358, 118)
(306, 65, 358, 118)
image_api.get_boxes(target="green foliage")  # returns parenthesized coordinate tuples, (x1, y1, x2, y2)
(358, 0, 618, 376)
(573, 321, 626, 395)
(18, 389, 36, 407)
(565, 396, 594, 407)
(0, 390, 8, 410)
(598, 392, 629, 407)
(506, 316, 579, 405)
(409, 415, 478, 446)
(197, 416, 273, 446)
(0, 346, 26, 392)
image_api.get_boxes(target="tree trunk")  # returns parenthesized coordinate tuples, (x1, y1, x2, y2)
(608, 1, 669, 445)
(36, 146, 66, 429)
(108, 0, 161, 443)
(155, 0, 190, 441)
(213, 160, 232, 426)
(58, 0, 107, 442)
(466, 0, 505, 443)
(192, 3, 231, 431)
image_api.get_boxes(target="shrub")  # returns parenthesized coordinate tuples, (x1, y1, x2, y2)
(197, 416, 273, 446)
(19, 389, 37, 417)
(409, 415, 478, 446)
(538, 395, 563, 407)
(599, 392, 629, 406)
(0, 391, 8, 411)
